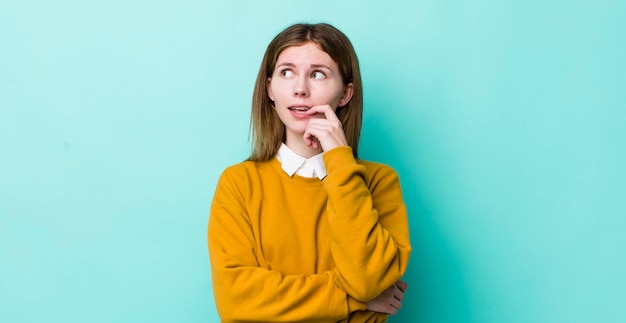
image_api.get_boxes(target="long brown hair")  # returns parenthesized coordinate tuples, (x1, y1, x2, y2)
(248, 23, 363, 161)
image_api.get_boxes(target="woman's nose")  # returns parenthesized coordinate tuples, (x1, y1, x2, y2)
(294, 79, 309, 97)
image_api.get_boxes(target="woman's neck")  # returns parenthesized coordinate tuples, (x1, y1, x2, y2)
(284, 135, 323, 158)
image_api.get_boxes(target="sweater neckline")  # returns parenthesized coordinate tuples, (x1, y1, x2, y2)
(269, 157, 325, 186)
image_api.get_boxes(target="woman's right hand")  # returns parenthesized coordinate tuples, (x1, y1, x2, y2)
(365, 280, 408, 315)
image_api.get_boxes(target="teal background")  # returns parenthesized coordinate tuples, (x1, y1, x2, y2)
(1, 0, 624, 322)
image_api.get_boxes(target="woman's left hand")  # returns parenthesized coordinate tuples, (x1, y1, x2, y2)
(303, 105, 348, 152)
(365, 280, 408, 315)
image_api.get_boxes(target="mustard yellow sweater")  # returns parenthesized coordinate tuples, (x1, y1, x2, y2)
(208, 146, 411, 322)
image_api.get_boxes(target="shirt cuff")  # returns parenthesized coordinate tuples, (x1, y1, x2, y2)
(347, 295, 368, 313)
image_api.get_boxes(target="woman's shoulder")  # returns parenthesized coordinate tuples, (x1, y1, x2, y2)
(221, 159, 267, 175)
(222, 159, 256, 172)
(218, 159, 275, 181)
(214, 160, 273, 197)
(357, 159, 397, 173)
(357, 159, 401, 183)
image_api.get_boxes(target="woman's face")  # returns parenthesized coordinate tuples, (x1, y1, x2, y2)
(267, 42, 353, 140)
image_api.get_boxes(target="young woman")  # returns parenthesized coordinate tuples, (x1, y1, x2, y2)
(208, 23, 411, 322)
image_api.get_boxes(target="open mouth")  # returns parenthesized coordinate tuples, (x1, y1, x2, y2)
(288, 106, 311, 114)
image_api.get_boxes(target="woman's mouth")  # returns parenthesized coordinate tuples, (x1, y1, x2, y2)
(288, 106, 311, 115)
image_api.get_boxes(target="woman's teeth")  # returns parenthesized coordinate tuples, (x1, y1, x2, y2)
(288, 106, 311, 115)
(288, 107, 310, 111)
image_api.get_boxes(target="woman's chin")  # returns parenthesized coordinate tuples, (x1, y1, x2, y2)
(285, 126, 308, 138)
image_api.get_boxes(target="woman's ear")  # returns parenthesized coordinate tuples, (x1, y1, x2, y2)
(338, 83, 354, 107)
(267, 78, 275, 101)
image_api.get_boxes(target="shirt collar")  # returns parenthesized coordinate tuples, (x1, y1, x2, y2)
(276, 143, 327, 180)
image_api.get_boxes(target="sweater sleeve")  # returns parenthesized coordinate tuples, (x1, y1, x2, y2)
(207, 166, 367, 322)
(322, 146, 412, 302)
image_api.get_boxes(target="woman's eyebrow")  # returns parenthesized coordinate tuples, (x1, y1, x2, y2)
(310, 64, 332, 70)
(275, 62, 332, 70)
(276, 62, 296, 68)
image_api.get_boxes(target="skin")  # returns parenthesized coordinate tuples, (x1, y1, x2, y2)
(366, 280, 408, 315)
(267, 42, 408, 314)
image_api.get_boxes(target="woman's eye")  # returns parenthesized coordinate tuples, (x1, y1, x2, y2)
(311, 71, 325, 79)
(281, 69, 294, 78)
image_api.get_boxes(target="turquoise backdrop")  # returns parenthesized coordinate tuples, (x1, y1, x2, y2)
(1, 1, 624, 322)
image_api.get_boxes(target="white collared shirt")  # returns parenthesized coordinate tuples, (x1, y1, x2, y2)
(275, 143, 327, 180)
